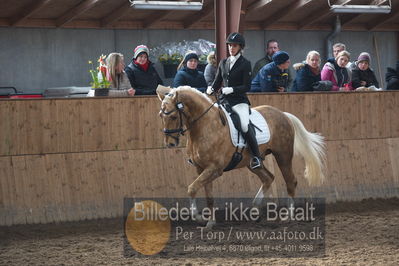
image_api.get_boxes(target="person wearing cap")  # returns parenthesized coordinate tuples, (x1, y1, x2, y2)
(386, 61, 399, 90)
(250, 51, 291, 93)
(206, 32, 262, 169)
(125, 44, 163, 95)
(321, 50, 353, 91)
(172, 51, 207, 92)
(252, 39, 293, 88)
(351, 52, 379, 90)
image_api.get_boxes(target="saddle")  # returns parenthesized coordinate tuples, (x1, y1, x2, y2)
(218, 102, 270, 171)
(219, 103, 270, 148)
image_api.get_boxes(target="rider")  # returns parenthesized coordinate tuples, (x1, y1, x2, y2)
(207, 32, 262, 169)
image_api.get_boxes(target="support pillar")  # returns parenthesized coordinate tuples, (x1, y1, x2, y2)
(215, 0, 245, 63)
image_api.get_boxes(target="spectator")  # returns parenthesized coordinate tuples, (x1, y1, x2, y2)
(329, 43, 352, 68)
(125, 45, 163, 95)
(252, 39, 292, 88)
(204, 51, 217, 86)
(250, 51, 290, 93)
(332, 43, 346, 59)
(321, 50, 353, 91)
(386, 61, 399, 90)
(106, 53, 135, 97)
(172, 51, 207, 92)
(292, 51, 321, 92)
(351, 52, 380, 90)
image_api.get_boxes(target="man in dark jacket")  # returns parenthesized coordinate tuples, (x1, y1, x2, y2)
(386, 61, 399, 90)
(250, 51, 290, 93)
(252, 40, 293, 89)
(125, 45, 163, 95)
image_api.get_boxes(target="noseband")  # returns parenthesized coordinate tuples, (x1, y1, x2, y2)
(161, 100, 215, 145)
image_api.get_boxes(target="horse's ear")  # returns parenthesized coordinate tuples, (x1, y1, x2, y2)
(172, 90, 178, 101)
(156, 85, 171, 101)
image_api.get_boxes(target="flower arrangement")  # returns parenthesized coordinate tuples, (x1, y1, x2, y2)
(158, 53, 183, 65)
(88, 54, 111, 88)
(199, 54, 208, 64)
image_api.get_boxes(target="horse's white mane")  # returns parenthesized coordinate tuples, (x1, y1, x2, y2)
(170, 86, 213, 104)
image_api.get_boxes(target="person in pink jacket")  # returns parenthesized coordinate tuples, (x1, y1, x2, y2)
(321, 50, 353, 91)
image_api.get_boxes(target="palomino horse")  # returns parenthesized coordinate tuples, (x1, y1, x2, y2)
(157, 85, 326, 228)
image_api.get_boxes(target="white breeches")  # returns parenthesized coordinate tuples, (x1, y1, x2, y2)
(232, 103, 250, 133)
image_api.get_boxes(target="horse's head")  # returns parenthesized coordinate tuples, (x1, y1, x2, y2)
(157, 85, 185, 148)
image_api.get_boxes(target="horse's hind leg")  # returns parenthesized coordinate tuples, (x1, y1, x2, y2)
(274, 153, 297, 198)
(248, 166, 275, 206)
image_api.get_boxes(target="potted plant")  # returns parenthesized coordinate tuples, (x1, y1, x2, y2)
(158, 53, 183, 78)
(88, 54, 111, 96)
(198, 54, 208, 72)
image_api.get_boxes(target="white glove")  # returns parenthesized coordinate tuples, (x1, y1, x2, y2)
(222, 87, 234, 95)
(206, 86, 214, 95)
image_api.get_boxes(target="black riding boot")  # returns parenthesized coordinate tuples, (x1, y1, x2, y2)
(245, 125, 262, 169)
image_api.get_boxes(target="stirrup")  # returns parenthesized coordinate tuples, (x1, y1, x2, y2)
(250, 157, 262, 169)
(187, 158, 194, 166)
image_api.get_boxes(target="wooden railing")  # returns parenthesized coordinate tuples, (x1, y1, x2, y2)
(0, 91, 398, 225)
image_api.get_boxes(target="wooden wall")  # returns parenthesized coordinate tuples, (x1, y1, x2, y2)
(0, 91, 398, 225)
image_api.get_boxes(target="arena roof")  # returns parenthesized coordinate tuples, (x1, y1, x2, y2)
(0, 0, 398, 31)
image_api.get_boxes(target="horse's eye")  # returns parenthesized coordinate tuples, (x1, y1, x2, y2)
(170, 116, 177, 121)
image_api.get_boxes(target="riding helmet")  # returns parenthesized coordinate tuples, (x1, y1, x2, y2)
(226, 32, 245, 48)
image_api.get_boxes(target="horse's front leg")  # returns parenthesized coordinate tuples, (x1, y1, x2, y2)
(203, 182, 216, 229)
(188, 167, 221, 227)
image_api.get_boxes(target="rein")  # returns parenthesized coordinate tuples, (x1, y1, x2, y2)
(214, 92, 226, 126)
(161, 100, 215, 144)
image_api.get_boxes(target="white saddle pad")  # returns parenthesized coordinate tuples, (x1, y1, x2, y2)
(219, 105, 270, 148)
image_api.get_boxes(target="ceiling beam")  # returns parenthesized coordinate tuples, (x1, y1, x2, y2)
(143, 11, 173, 28)
(10, 0, 53, 26)
(101, 3, 131, 28)
(3, 18, 399, 31)
(260, 0, 313, 29)
(340, 14, 360, 26)
(370, 0, 388, 5)
(298, 12, 330, 30)
(298, 0, 352, 29)
(368, 8, 399, 30)
(246, 0, 273, 13)
(56, 0, 101, 27)
(183, 3, 213, 29)
(341, 0, 387, 27)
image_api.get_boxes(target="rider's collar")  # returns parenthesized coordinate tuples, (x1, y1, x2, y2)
(229, 53, 241, 62)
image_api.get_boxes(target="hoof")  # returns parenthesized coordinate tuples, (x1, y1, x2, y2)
(203, 220, 216, 230)
(253, 187, 265, 207)
(195, 213, 205, 223)
(286, 197, 295, 209)
(187, 185, 196, 198)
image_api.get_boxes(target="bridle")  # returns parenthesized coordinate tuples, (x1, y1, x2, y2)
(161, 99, 215, 146)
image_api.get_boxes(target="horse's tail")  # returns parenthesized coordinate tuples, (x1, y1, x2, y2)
(283, 112, 326, 186)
